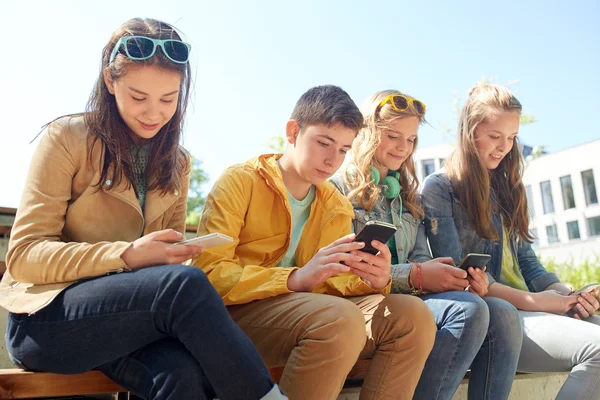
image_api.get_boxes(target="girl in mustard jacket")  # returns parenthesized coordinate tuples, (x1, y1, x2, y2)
(0, 18, 285, 400)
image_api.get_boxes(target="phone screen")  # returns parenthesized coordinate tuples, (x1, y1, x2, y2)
(458, 253, 491, 270)
(354, 222, 397, 255)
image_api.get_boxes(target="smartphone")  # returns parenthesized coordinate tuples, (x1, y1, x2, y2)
(572, 283, 600, 296)
(458, 253, 491, 271)
(174, 233, 234, 248)
(354, 221, 397, 255)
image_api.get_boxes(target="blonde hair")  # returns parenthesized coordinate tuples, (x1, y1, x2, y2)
(446, 82, 533, 242)
(342, 90, 425, 218)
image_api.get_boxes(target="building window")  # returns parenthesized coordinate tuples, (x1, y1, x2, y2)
(588, 216, 600, 237)
(559, 175, 576, 210)
(422, 159, 435, 180)
(439, 158, 446, 168)
(582, 169, 598, 206)
(567, 220, 581, 240)
(525, 185, 535, 217)
(540, 180, 555, 214)
(530, 227, 539, 247)
(546, 224, 559, 244)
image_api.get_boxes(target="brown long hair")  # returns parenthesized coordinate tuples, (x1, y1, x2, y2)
(445, 82, 533, 242)
(343, 90, 425, 219)
(85, 18, 192, 195)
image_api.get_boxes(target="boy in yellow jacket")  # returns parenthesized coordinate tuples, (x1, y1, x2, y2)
(193, 85, 436, 400)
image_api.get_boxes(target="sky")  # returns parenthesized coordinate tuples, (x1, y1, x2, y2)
(1, 0, 599, 208)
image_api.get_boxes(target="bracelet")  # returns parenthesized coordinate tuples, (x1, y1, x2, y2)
(409, 261, 425, 296)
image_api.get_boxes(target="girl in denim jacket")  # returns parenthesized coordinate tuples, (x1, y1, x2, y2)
(422, 82, 600, 400)
(331, 90, 521, 400)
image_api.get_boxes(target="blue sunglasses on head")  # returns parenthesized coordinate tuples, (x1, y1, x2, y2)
(109, 35, 191, 64)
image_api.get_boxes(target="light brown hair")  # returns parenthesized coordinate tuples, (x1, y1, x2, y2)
(445, 82, 533, 242)
(343, 90, 425, 219)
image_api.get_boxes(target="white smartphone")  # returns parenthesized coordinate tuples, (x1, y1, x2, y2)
(571, 283, 600, 296)
(174, 233, 233, 248)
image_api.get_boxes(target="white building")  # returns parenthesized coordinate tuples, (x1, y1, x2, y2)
(414, 140, 600, 264)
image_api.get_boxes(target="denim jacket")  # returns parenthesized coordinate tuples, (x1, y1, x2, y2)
(330, 174, 431, 294)
(420, 172, 560, 292)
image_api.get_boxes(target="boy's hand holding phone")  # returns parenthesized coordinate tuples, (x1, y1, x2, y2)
(287, 234, 363, 292)
(346, 240, 392, 289)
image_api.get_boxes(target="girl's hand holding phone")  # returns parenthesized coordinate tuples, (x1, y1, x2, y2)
(121, 229, 204, 270)
(465, 266, 489, 297)
(570, 291, 600, 320)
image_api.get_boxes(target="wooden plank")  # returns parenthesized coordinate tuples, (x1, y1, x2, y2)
(0, 369, 126, 399)
(0, 208, 16, 216)
(185, 224, 198, 233)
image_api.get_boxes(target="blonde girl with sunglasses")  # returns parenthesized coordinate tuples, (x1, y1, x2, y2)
(331, 90, 522, 400)
(0, 18, 285, 400)
(421, 82, 600, 400)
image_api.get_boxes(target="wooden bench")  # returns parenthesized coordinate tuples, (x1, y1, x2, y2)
(0, 361, 371, 399)
(0, 365, 371, 398)
(0, 369, 127, 399)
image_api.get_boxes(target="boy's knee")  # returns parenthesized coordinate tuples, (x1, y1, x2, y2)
(388, 295, 436, 348)
(308, 298, 366, 351)
(403, 295, 436, 327)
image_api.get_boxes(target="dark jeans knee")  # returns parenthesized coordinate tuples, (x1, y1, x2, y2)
(98, 338, 213, 400)
(154, 265, 223, 313)
(485, 296, 523, 349)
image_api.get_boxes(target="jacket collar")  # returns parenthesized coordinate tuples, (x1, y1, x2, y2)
(94, 146, 179, 230)
(251, 154, 354, 219)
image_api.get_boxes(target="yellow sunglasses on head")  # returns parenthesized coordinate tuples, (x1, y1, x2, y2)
(378, 94, 427, 115)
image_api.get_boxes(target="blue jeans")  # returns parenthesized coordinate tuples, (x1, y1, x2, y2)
(6, 265, 277, 400)
(413, 292, 522, 400)
(470, 297, 522, 400)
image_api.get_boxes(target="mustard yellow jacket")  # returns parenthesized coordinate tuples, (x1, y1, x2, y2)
(192, 154, 390, 305)
(0, 116, 190, 314)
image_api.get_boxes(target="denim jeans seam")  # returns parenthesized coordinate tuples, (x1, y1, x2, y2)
(484, 329, 494, 399)
(14, 310, 153, 325)
(432, 302, 467, 400)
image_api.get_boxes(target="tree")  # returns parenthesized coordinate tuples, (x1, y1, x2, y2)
(186, 156, 209, 226)
(266, 135, 285, 153)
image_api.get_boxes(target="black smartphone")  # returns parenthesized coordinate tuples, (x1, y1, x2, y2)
(458, 253, 491, 271)
(354, 221, 397, 255)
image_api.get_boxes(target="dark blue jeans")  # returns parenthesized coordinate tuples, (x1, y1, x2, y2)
(6, 265, 275, 400)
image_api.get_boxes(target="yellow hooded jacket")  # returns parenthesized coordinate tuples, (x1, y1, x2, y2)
(192, 154, 391, 305)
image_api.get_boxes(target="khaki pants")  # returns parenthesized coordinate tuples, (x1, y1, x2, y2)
(228, 292, 436, 400)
